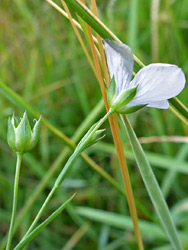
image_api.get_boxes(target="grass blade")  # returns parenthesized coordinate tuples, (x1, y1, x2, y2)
(169, 97, 188, 120)
(122, 115, 183, 250)
(14, 194, 75, 250)
(62, 222, 90, 250)
(128, 0, 139, 51)
(76, 207, 188, 245)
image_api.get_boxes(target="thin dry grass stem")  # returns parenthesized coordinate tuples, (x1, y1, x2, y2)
(62, 223, 90, 250)
(46, 0, 81, 29)
(169, 106, 188, 126)
(112, 115, 144, 250)
(79, 0, 101, 59)
(31, 78, 74, 102)
(47, 0, 99, 44)
(60, 1, 97, 77)
(90, 0, 110, 88)
(139, 136, 188, 143)
(83, 17, 108, 104)
(78, 0, 102, 68)
(86, 1, 144, 249)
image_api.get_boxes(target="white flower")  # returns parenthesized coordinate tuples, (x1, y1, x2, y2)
(104, 39, 186, 113)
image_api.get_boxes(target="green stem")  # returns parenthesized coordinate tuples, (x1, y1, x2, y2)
(6, 153, 23, 250)
(19, 109, 113, 242)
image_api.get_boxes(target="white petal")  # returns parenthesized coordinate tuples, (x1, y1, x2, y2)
(128, 63, 186, 107)
(128, 100, 169, 109)
(103, 39, 134, 95)
(147, 100, 169, 109)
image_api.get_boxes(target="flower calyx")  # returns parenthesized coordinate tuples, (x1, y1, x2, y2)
(107, 77, 139, 113)
(7, 112, 41, 154)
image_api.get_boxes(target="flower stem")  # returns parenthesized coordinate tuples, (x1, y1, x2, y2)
(6, 153, 23, 250)
(18, 109, 113, 243)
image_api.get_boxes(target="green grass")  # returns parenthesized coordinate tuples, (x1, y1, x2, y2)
(0, 0, 188, 249)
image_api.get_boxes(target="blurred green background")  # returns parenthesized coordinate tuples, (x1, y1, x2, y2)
(0, 0, 188, 249)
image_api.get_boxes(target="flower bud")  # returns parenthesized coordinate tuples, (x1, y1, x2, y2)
(7, 112, 41, 154)
(77, 124, 106, 152)
(85, 128, 106, 149)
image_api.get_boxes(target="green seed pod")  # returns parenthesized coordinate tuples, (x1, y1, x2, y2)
(7, 112, 41, 154)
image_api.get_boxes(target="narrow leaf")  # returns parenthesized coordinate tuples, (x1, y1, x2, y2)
(14, 194, 75, 250)
(122, 115, 183, 250)
(76, 207, 188, 244)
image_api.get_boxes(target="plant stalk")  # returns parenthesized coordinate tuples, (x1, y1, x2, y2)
(6, 153, 23, 250)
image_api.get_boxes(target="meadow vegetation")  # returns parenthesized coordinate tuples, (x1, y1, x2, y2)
(0, 0, 188, 249)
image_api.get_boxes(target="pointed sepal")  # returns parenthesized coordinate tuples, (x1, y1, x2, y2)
(110, 86, 138, 112)
(28, 116, 42, 151)
(118, 104, 146, 114)
(16, 112, 32, 152)
(7, 116, 16, 152)
(85, 128, 106, 149)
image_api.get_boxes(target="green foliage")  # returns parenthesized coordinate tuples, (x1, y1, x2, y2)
(0, 0, 188, 249)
